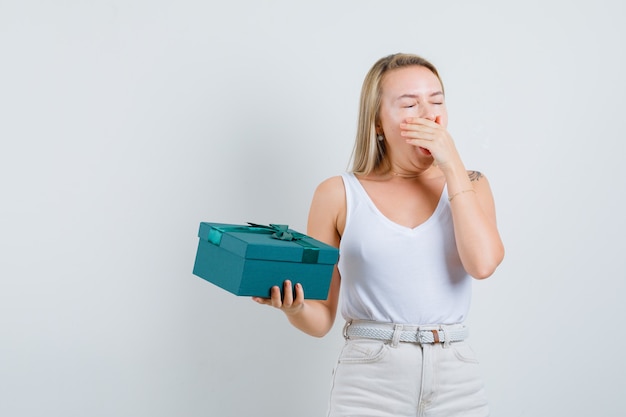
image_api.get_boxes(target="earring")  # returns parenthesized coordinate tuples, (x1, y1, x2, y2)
(377, 134, 384, 141)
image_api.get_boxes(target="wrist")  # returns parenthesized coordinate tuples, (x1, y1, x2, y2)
(448, 188, 476, 202)
(437, 157, 466, 176)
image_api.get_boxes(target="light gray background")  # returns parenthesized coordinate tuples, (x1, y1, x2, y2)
(1, 1, 625, 416)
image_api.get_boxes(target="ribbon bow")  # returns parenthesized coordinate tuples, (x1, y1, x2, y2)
(246, 222, 302, 241)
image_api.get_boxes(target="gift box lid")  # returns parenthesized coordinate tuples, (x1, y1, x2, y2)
(198, 222, 339, 265)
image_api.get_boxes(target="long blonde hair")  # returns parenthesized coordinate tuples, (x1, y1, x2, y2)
(349, 53, 444, 175)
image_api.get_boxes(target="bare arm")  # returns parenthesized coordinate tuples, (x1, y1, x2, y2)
(443, 166, 505, 279)
(402, 116, 504, 279)
(253, 176, 344, 337)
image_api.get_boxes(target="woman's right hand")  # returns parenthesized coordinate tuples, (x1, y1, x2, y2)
(252, 280, 305, 316)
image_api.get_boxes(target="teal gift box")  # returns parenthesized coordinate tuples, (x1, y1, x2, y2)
(193, 222, 339, 299)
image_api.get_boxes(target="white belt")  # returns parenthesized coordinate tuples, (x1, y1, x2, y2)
(344, 320, 468, 344)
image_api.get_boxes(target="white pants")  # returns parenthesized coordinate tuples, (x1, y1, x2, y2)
(327, 328, 489, 416)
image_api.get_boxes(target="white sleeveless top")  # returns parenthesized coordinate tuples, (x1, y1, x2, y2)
(338, 172, 471, 325)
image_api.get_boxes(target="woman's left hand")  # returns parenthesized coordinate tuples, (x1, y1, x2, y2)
(400, 115, 460, 168)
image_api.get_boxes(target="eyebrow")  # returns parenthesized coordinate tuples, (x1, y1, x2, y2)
(397, 91, 444, 100)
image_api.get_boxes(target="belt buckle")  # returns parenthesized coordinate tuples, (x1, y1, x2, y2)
(418, 328, 441, 344)
(343, 320, 352, 339)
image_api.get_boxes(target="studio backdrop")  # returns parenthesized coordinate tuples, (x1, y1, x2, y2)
(1, 1, 625, 416)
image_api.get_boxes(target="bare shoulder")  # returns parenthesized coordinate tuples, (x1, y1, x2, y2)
(308, 175, 346, 245)
(311, 175, 346, 217)
(467, 170, 486, 182)
(466, 170, 497, 212)
(467, 170, 493, 190)
(314, 175, 345, 200)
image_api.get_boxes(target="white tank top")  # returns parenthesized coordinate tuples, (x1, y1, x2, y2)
(338, 172, 471, 325)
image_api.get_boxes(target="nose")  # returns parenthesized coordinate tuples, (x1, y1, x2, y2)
(419, 103, 437, 121)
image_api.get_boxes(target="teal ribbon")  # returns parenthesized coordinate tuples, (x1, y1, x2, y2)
(207, 222, 320, 264)
(246, 222, 301, 241)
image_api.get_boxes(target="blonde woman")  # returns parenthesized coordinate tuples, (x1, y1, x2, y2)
(254, 53, 504, 416)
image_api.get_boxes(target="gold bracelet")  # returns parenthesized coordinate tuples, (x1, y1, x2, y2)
(448, 189, 476, 202)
